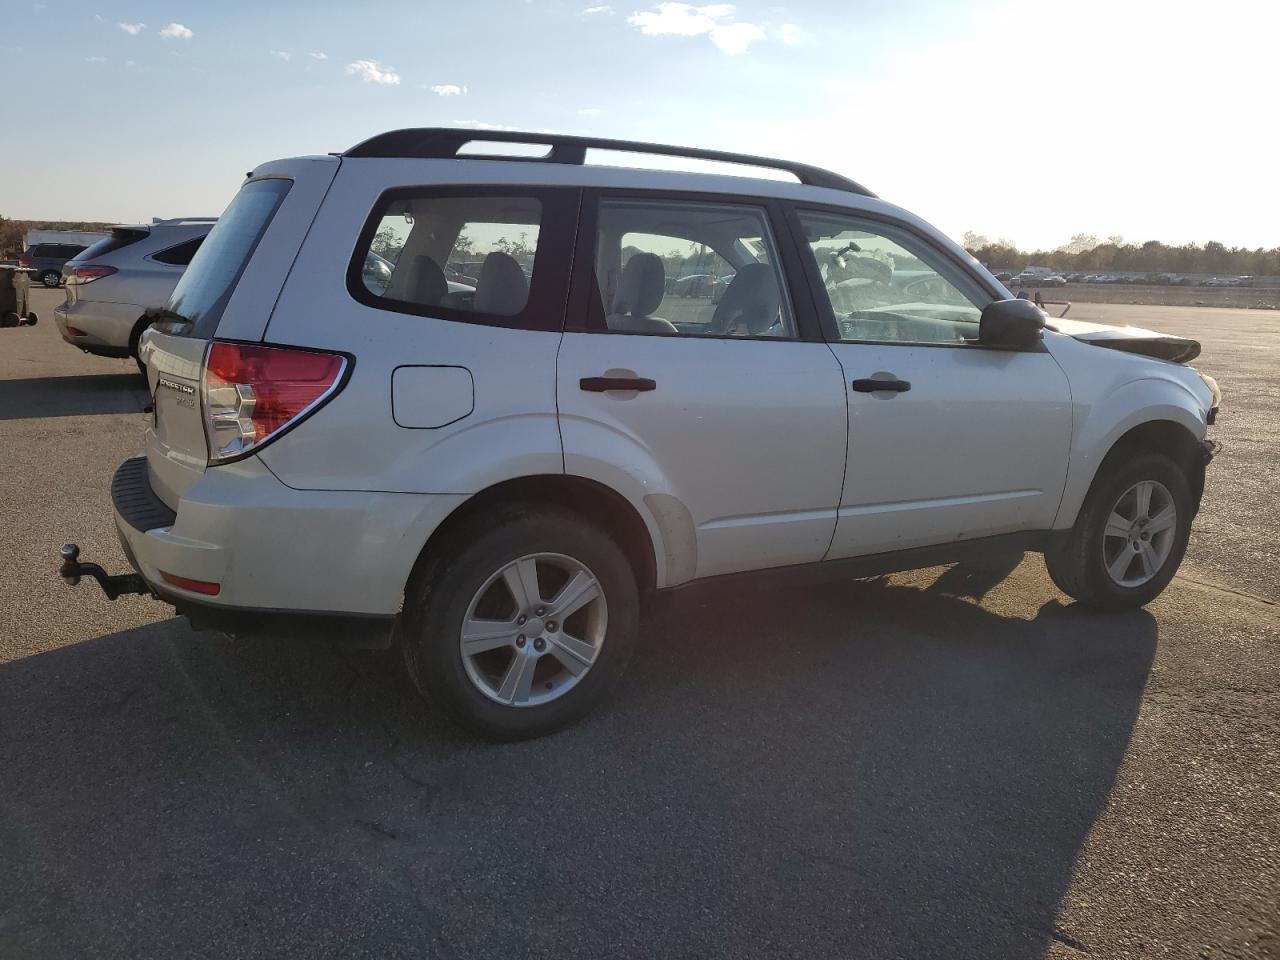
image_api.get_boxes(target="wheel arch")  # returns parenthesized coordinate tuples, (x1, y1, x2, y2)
(1057, 410, 1207, 528)
(403, 474, 660, 603)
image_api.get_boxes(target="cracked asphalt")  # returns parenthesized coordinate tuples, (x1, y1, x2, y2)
(1, 288, 1276, 959)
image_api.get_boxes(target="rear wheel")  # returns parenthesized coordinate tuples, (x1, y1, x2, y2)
(40, 270, 60, 288)
(401, 505, 640, 740)
(1045, 450, 1193, 609)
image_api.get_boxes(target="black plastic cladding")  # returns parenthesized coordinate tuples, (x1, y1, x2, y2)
(342, 128, 875, 198)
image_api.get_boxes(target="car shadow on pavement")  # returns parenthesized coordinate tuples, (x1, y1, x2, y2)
(0, 374, 147, 421)
(0, 576, 1155, 960)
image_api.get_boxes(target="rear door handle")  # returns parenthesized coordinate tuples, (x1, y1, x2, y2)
(851, 378, 911, 393)
(580, 376, 656, 392)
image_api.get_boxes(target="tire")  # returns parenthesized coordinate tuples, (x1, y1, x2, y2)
(129, 318, 151, 377)
(41, 270, 61, 288)
(401, 504, 640, 740)
(1045, 450, 1193, 610)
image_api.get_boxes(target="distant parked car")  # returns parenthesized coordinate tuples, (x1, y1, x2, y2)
(1011, 272, 1066, 287)
(53, 218, 215, 369)
(670, 273, 718, 297)
(19, 242, 88, 287)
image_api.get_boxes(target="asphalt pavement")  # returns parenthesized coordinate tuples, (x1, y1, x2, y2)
(1, 288, 1276, 959)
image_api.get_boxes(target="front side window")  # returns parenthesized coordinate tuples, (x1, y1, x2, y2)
(798, 211, 988, 346)
(581, 198, 796, 338)
(354, 193, 543, 321)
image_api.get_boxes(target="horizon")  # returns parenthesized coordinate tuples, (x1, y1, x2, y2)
(2, 0, 1276, 250)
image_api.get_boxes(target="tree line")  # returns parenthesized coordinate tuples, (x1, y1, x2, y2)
(963, 232, 1280, 276)
(0, 216, 115, 256)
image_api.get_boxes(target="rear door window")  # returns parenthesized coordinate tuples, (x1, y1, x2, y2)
(79, 230, 148, 261)
(168, 177, 292, 337)
(348, 188, 576, 331)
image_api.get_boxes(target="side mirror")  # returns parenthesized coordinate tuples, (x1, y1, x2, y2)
(979, 298, 1045, 350)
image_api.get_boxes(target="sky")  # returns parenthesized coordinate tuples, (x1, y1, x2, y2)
(2, 0, 1277, 251)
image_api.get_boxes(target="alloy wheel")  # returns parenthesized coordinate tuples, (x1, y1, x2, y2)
(459, 552, 607, 707)
(1101, 479, 1178, 588)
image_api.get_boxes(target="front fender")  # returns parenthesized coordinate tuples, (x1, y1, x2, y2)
(1053, 376, 1207, 528)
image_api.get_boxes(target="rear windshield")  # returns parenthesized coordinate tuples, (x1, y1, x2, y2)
(78, 230, 147, 261)
(168, 177, 291, 337)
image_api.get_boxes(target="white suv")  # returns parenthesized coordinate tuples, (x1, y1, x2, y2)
(61, 130, 1221, 739)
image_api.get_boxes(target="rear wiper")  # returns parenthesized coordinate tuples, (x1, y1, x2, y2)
(142, 306, 192, 332)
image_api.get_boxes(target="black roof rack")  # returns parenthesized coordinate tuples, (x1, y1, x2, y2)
(342, 128, 874, 197)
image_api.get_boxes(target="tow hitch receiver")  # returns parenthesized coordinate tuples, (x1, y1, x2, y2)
(59, 543, 150, 600)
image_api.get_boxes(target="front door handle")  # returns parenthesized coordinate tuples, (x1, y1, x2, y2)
(580, 376, 656, 393)
(851, 377, 911, 393)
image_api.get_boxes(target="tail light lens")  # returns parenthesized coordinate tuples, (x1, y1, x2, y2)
(18, 257, 31, 268)
(67, 265, 118, 284)
(202, 342, 347, 464)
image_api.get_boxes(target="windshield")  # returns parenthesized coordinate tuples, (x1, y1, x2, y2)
(167, 177, 291, 336)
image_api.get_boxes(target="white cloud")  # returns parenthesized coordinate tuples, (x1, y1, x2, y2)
(159, 22, 192, 40)
(579, 107, 604, 117)
(581, 4, 613, 13)
(84, 55, 107, 62)
(309, 51, 328, 60)
(118, 21, 145, 35)
(94, 13, 104, 21)
(778, 22, 802, 45)
(125, 60, 136, 67)
(430, 83, 467, 96)
(271, 50, 291, 61)
(345, 59, 400, 85)
(627, 3, 765, 54)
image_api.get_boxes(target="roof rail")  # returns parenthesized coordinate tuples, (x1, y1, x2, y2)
(342, 128, 875, 197)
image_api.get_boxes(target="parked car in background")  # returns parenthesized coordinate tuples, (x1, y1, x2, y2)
(61, 128, 1220, 740)
(19, 242, 89, 287)
(53, 218, 215, 369)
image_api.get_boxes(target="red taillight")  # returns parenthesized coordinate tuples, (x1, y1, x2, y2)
(160, 571, 221, 596)
(67, 265, 117, 284)
(202, 342, 346, 464)
(18, 257, 31, 268)
(66, 326, 88, 337)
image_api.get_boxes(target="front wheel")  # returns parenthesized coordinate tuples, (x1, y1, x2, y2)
(41, 270, 61, 288)
(1045, 450, 1193, 610)
(401, 506, 640, 740)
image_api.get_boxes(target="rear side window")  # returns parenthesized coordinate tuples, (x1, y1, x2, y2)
(349, 188, 575, 331)
(151, 237, 205, 266)
(168, 177, 291, 337)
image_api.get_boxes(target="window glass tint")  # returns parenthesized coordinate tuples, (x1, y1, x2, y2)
(798, 212, 985, 345)
(151, 237, 205, 266)
(590, 200, 794, 338)
(168, 177, 291, 337)
(78, 231, 145, 261)
(356, 194, 541, 318)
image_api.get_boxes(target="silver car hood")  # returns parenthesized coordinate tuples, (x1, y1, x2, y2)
(1048, 317, 1201, 364)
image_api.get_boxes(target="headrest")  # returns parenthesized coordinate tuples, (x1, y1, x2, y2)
(613, 252, 665, 317)
(404, 254, 448, 305)
(712, 263, 782, 334)
(473, 252, 529, 315)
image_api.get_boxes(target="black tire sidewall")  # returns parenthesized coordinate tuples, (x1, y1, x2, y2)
(1076, 451, 1194, 608)
(403, 509, 639, 740)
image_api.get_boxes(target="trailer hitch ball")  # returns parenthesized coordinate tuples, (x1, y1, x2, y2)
(58, 542, 150, 600)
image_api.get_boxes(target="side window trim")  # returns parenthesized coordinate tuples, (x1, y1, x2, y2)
(781, 201, 1008, 348)
(564, 187, 824, 341)
(344, 184, 580, 333)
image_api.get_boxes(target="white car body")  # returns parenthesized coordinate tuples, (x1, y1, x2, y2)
(63, 131, 1219, 735)
(53, 219, 214, 358)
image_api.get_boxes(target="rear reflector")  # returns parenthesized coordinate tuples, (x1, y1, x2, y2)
(160, 571, 221, 595)
(202, 342, 347, 464)
(66, 265, 118, 284)
(66, 327, 87, 337)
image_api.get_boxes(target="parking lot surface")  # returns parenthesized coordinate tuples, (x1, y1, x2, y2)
(1, 288, 1276, 959)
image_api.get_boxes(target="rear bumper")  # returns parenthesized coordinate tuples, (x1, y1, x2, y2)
(111, 454, 466, 618)
(53, 299, 141, 354)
